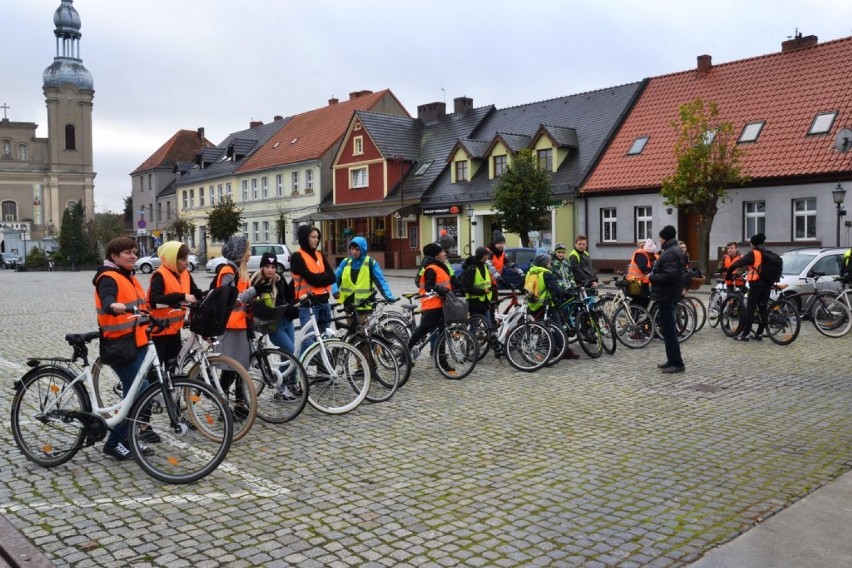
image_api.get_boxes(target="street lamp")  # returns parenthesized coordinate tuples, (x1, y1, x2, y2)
(464, 205, 475, 255)
(832, 183, 846, 247)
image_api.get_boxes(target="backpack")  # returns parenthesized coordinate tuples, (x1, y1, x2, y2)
(524, 271, 540, 298)
(758, 249, 783, 284)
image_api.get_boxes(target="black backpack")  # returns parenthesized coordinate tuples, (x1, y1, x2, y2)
(758, 249, 783, 283)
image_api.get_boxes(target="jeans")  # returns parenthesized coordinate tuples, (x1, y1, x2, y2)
(105, 347, 150, 448)
(267, 318, 296, 355)
(657, 301, 684, 368)
(299, 303, 332, 355)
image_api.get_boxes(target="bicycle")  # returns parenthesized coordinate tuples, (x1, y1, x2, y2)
(721, 284, 801, 345)
(554, 284, 606, 359)
(780, 272, 852, 338)
(596, 276, 655, 349)
(10, 311, 233, 484)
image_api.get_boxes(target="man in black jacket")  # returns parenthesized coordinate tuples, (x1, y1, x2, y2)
(649, 225, 687, 373)
(726, 233, 771, 342)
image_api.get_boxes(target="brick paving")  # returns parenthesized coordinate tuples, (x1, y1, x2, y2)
(1, 269, 851, 567)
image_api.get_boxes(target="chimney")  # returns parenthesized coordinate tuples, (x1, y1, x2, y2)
(197, 127, 205, 140)
(417, 102, 447, 124)
(782, 33, 818, 52)
(273, 115, 284, 121)
(348, 90, 373, 100)
(328, 97, 339, 106)
(454, 96, 473, 114)
(697, 54, 712, 75)
(249, 120, 263, 128)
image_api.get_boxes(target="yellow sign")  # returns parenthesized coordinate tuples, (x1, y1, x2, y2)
(152, 230, 162, 237)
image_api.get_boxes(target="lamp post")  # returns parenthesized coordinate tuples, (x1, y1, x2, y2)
(832, 183, 846, 247)
(464, 205, 474, 256)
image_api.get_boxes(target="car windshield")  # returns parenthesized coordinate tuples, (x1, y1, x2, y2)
(513, 250, 536, 265)
(780, 252, 815, 275)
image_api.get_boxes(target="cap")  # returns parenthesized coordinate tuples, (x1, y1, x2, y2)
(534, 251, 551, 267)
(554, 242, 567, 252)
(259, 252, 277, 268)
(423, 242, 442, 257)
(492, 230, 506, 244)
(659, 225, 677, 241)
(222, 236, 248, 262)
(750, 232, 766, 246)
(474, 246, 490, 259)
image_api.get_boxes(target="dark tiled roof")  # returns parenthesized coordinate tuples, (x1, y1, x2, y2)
(421, 82, 645, 206)
(583, 36, 852, 193)
(197, 147, 226, 166)
(157, 179, 176, 198)
(354, 110, 423, 161)
(454, 138, 491, 160)
(131, 129, 214, 175)
(490, 132, 532, 154)
(539, 125, 579, 148)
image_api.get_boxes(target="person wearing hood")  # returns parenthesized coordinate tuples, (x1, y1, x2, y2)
(250, 252, 298, 355)
(527, 251, 579, 360)
(93, 236, 156, 461)
(649, 225, 686, 373)
(461, 247, 495, 326)
(147, 241, 203, 364)
(333, 236, 396, 322)
(408, 241, 462, 352)
(291, 225, 336, 349)
(487, 229, 523, 286)
(626, 238, 657, 308)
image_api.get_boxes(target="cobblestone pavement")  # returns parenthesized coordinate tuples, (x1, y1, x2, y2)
(1, 269, 851, 567)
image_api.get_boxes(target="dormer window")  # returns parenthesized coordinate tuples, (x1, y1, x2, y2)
(808, 111, 837, 135)
(738, 121, 765, 143)
(455, 161, 468, 182)
(627, 136, 649, 155)
(536, 148, 553, 170)
(493, 155, 507, 177)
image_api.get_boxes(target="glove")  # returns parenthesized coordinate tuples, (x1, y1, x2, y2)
(254, 281, 272, 295)
(434, 285, 449, 297)
(284, 305, 300, 321)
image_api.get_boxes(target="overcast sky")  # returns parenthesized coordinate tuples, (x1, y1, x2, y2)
(3, 0, 852, 213)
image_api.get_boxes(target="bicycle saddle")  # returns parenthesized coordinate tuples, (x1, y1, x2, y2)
(65, 331, 100, 346)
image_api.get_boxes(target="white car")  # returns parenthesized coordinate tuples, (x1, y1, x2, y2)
(135, 252, 199, 274)
(206, 243, 291, 275)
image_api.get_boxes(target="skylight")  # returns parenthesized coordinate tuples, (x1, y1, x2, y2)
(703, 130, 716, 145)
(738, 121, 765, 143)
(808, 111, 837, 135)
(414, 161, 433, 176)
(627, 136, 649, 155)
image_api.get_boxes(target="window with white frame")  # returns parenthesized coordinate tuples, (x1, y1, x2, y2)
(601, 208, 617, 242)
(305, 169, 314, 192)
(209, 186, 215, 206)
(292, 171, 299, 193)
(793, 198, 817, 240)
(189, 189, 195, 208)
(182, 191, 188, 209)
(261, 176, 268, 199)
(2, 200, 17, 222)
(157, 202, 162, 224)
(166, 201, 172, 220)
(276, 174, 283, 197)
(252, 222, 260, 242)
(744, 201, 765, 239)
(251, 178, 258, 200)
(242, 223, 248, 240)
(241, 180, 249, 201)
(226, 182, 232, 200)
(262, 221, 270, 242)
(635, 206, 652, 241)
(353, 136, 364, 155)
(18, 144, 28, 160)
(198, 187, 204, 207)
(350, 167, 367, 188)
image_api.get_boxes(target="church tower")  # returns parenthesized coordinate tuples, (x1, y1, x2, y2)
(42, 0, 95, 226)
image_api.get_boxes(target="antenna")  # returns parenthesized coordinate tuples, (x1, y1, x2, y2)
(836, 128, 852, 153)
(441, 88, 446, 104)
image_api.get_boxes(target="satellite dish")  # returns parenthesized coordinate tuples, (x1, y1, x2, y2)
(836, 128, 852, 153)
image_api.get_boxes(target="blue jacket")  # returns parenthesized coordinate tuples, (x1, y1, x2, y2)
(332, 236, 396, 301)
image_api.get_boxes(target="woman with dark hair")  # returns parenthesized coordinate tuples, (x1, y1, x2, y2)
(290, 225, 336, 352)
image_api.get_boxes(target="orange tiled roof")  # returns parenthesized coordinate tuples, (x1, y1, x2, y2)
(237, 89, 405, 174)
(131, 129, 213, 174)
(583, 36, 852, 193)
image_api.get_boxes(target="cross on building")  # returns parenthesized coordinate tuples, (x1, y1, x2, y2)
(0, 103, 9, 119)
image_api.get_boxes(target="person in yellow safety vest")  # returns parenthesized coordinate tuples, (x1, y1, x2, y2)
(841, 248, 852, 282)
(408, 241, 461, 352)
(567, 234, 598, 288)
(526, 251, 579, 360)
(461, 246, 496, 326)
(333, 236, 397, 323)
(626, 238, 657, 308)
(147, 241, 202, 365)
(93, 236, 156, 461)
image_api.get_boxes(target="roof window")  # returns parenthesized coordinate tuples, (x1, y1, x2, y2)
(414, 161, 432, 176)
(738, 121, 765, 143)
(627, 136, 649, 155)
(808, 111, 837, 135)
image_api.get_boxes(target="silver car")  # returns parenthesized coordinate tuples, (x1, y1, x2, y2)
(135, 252, 199, 274)
(774, 247, 847, 310)
(206, 243, 291, 275)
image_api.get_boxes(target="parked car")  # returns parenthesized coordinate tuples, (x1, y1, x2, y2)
(135, 252, 199, 274)
(499, 247, 536, 288)
(206, 243, 291, 275)
(1, 252, 23, 269)
(772, 247, 847, 311)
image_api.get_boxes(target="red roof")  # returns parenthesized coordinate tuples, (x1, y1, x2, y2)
(131, 129, 213, 174)
(236, 89, 407, 174)
(583, 36, 852, 193)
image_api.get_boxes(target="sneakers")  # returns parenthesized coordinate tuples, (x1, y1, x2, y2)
(103, 442, 154, 461)
(274, 386, 298, 401)
(732, 335, 750, 342)
(138, 428, 162, 444)
(751, 334, 764, 341)
(657, 361, 673, 369)
(661, 365, 685, 374)
(563, 349, 580, 360)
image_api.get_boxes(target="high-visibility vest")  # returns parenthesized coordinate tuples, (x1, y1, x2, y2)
(419, 264, 450, 311)
(216, 264, 249, 329)
(465, 264, 491, 301)
(627, 249, 652, 284)
(747, 250, 763, 282)
(492, 252, 505, 274)
(148, 266, 190, 336)
(95, 271, 148, 348)
(292, 249, 331, 298)
(722, 254, 745, 286)
(525, 266, 550, 311)
(338, 257, 374, 311)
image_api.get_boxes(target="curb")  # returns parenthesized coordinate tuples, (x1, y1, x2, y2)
(0, 516, 54, 568)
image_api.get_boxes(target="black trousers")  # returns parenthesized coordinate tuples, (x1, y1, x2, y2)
(408, 309, 444, 349)
(741, 283, 770, 337)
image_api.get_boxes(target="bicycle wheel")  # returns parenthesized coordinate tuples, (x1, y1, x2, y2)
(611, 303, 653, 349)
(593, 304, 617, 355)
(127, 378, 233, 484)
(720, 296, 745, 337)
(10, 367, 87, 467)
(188, 354, 257, 442)
(543, 320, 569, 366)
(672, 300, 697, 342)
(247, 348, 309, 423)
(812, 297, 852, 338)
(433, 325, 478, 380)
(707, 289, 724, 328)
(467, 314, 492, 361)
(684, 295, 707, 332)
(378, 313, 412, 342)
(350, 335, 401, 402)
(504, 321, 552, 372)
(91, 357, 125, 418)
(766, 299, 801, 345)
(303, 340, 370, 414)
(376, 328, 413, 388)
(576, 308, 604, 358)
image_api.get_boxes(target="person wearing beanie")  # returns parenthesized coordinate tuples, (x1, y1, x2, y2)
(551, 242, 575, 293)
(291, 225, 336, 352)
(525, 249, 577, 360)
(567, 234, 598, 288)
(487, 229, 523, 286)
(461, 246, 496, 326)
(408, 238, 462, 356)
(726, 232, 772, 342)
(333, 236, 397, 326)
(626, 238, 656, 308)
(649, 225, 686, 373)
(438, 229, 456, 256)
(250, 252, 298, 359)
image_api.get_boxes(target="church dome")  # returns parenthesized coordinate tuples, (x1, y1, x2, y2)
(53, 0, 81, 37)
(43, 60, 93, 90)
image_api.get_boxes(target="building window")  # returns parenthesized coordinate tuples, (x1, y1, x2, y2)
(493, 155, 507, 177)
(305, 169, 314, 192)
(182, 191, 188, 209)
(738, 121, 765, 144)
(242, 223, 248, 240)
(793, 198, 817, 240)
(156, 202, 162, 224)
(276, 174, 283, 197)
(292, 171, 300, 194)
(226, 183, 232, 199)
(198, 187, 204, 207)
(251, 178, 258, 200)
(455, 161, 468, 182)
(744, 201, 765, 239)
(350, 167, 367, 188)
(148, 174, 152, 191)
(260, 176, 267, 199)
(242, 180, 249, 201)
(65, 124, 76, 150)
(2, 200, 17, 222)
(601, 208, 617, 243)
(415, 161, 432, 176)
(17, 144, 28, 160)
(808, 111, 837, 135)
(166, 201, 172, 220)
(435, 217, 458, 256)
(209, 186, 215, 206)
(189, 189, 195, 208)
(252, 222, 260, 243)
(1, 139, 11, 158)
(635, 206, 652, 241)
(353, 136, 364, 155)
(627, 136, 650, 155)
(537, 148, 553, 170)
(262, 221, 270, 242)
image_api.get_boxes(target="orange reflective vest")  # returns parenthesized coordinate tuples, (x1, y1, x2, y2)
(292, 249, 332, 299)
(419, 264, 451, 311)
(95, 271, 148, 348)
(216, 264, 249, 330)
(149, 266, 190, 336)
(722, 254, 745, 286)
(747, 250, 763, 282)
(627, 249, 652, 284)
(492, 252, 506, 274)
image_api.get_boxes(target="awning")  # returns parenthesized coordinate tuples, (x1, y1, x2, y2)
(294, 203, 402, 223)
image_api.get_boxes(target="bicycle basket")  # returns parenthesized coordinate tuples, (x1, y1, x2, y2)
(626, 279, 643, 296)
(248, 301, 285, 334)
(687, 277, 704, 291)
(442, 291, 468, 324)
(188, 285, 237, 337)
